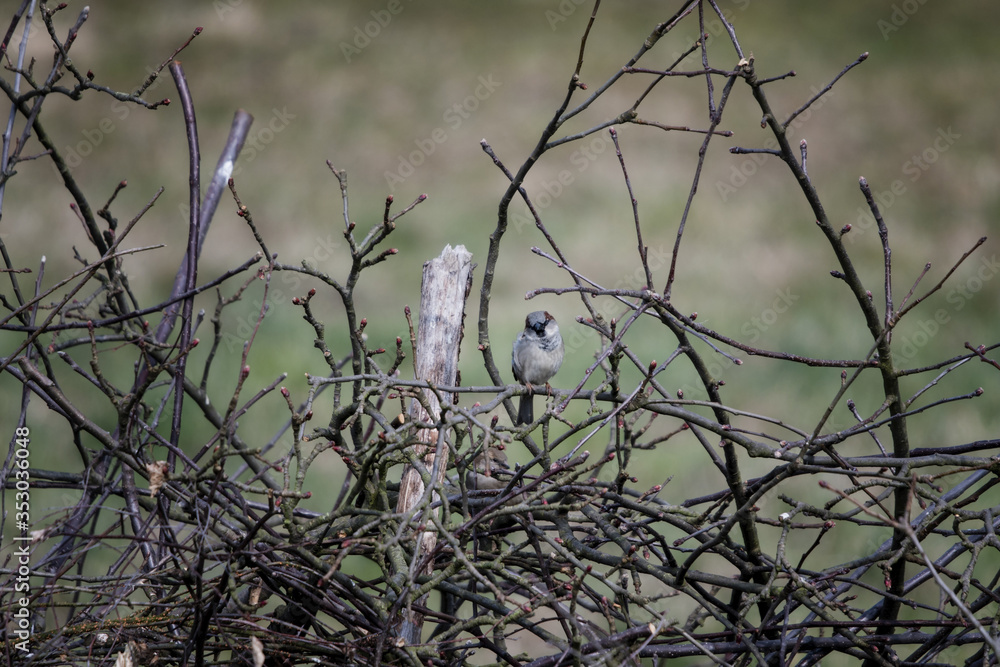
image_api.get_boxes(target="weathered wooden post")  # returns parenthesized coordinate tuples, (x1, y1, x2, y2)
(393, 244, 474, 644)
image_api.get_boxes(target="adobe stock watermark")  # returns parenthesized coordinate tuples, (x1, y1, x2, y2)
(544, 0, 591, 30)
(10, 425, 32, 653)
(740, 288, 799, 344)
(570, 244, 673, 351)
(340, 0, 413, 63)
(894, 253, 999, 364)
(57, 66, 171, 172)
(845, 126, 959, 244)
(510, 131, 613, 233)
(384, 74, 502, 191)
(715, 84, 833, 202)
(529, 244, 675, 365)
(171, 108, 293, 207)
(877, 0, 932, 41)
(214, 0, 248, 19)
(666, 0, 750, 63)
(231, 107, 296, 176)
(671, 285, 799, 400)
(220, 232, 342, 352)
(547, 0, 751, 35)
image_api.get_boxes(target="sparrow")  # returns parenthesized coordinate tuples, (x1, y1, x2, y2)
(466, 446, 512, 491)
(511, 311, 564, 424)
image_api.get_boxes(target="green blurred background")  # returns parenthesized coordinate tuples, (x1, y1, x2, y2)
(3, 0, 1000, 646)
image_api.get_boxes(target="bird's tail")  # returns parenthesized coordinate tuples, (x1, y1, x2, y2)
(517, 394, 533, 425)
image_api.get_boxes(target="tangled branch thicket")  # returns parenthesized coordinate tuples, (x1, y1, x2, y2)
(3, 2, 1000, 666)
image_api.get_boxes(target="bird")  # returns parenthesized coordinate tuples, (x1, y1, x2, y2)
(511, 310, 564, 424)
(467, 446, 512, 491)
